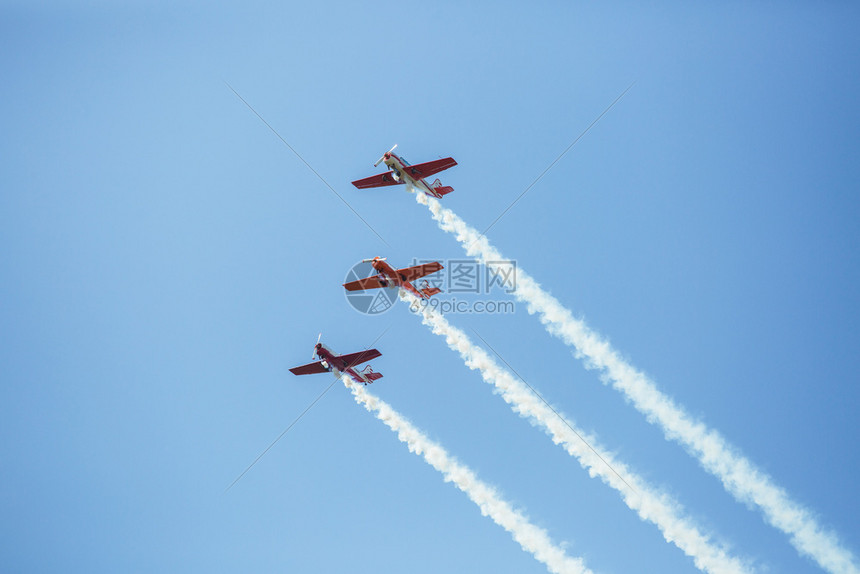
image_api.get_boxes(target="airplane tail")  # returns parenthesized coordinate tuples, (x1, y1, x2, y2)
(420, 287, 442, 298)
(419, 280, 442, 299)
(362, 366, 383, 382)
(431, 178, 454, 197)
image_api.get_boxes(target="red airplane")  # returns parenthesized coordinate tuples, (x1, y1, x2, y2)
(289, 335, 383, 385)
(343, 257, 443, 300)
(351, 145, 457, 198)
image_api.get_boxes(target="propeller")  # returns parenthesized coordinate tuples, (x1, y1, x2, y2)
(313, 332, 321, 359)
(361, 257, 386, 263)
(374, 144, 397, 167)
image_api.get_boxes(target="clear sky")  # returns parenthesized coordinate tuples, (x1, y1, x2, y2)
(2, 2, 859, 573)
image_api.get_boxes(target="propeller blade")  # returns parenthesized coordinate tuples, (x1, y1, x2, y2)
(313, 333, 321, 359)
(374, 144, 398, 167)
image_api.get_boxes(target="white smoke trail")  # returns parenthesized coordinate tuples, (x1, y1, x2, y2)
(404, 293, 751, 574)
(416, 192, 859, 574)
(338, 373, 593, 574)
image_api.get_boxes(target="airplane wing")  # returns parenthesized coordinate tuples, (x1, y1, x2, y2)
(337, 349, 382, 368)
(343, 275, 388, 291)
(289, 361, 329, 376)
(396, 261, 444, 282)
(403, 157, 457, 180)
(351, 171, 405, 189)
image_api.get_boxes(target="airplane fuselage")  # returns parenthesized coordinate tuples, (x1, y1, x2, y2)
(314, 343, 374, 385)
(370, 258, 427, 299)
(382, 153, 447, 199)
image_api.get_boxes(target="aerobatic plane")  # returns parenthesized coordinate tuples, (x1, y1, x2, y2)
(289, 336, 383, 385)
(343, 257, 443, 300)
(351, 145, 457, 198)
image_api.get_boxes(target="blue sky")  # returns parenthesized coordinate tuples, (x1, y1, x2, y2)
(2, 2, 859, 572)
